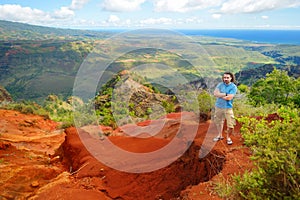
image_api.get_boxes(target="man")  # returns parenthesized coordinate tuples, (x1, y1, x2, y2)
(213, 72, 237, 145)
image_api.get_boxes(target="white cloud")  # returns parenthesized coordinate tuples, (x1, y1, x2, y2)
(0, 1, 89, 26)
(99, 15, 133, 27)
(261, 15, 269, 19)
(151, 0, 300, 15)
(53, 7, 75, 19)
(125, 19, 132, 25)
(212, 13, 222, 19)
(153, 0, 223, 12)
(138, 16, 203, 27)
(107, 15, 121, 23)
(139, 17, 173, 25)
(0, 4, 53, 24)
(70, 0, 90, 10)
(220, 0, 300, 14)
(102, 0, 146, 12)
(184, 16, 203, 24)
(54, 0, 89, 19)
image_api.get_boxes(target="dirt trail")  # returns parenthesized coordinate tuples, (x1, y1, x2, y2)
(0, 109, 253, 200)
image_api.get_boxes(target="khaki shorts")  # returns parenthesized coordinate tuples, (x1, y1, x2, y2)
(214, 107, 236, 128)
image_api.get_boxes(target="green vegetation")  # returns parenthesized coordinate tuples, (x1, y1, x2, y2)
(227, 106, 300, 199)
(4, 101, 49, 119)
(197, 90, 215, 114)
(1, 95, 97, 129)
(254, 44, 300, 65)
(249, 68, 300, 107)
(203, 44, 276, 71)
(0, 40, 95, 102)
(162, 100, 176, 113)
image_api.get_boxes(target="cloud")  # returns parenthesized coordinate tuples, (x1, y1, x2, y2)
(54, 0, 89, 19)
(220, 0, 300, 14)
(184, 16, 203, 23)
(152, 0, 300, 15)
(102, 0, 146, 12)
(212, 13, 222, 19)
(70, 0, 90, 10)
(107, 15, 121, 23)
(0, 4, 53, 24)
(53, 7, 75, 19)
(139, 17, 173, 25)
(261, 15, 269, 19)
(0, 1, 89, 26)
(153, 0, 223, 12)
(138, 16, 203, 27)
(103, 15, 133, 27)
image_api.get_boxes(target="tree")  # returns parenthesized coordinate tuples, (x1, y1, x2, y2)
(248, 69, 296, 106)
(291, 77, 300, 107)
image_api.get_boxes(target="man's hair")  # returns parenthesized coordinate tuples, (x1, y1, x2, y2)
(223, 72, 235, 83)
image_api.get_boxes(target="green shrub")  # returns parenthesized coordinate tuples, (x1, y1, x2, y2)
(230, 106, 300, 199)
(238, 84, 249, 93)
(248, 69, 297, 106)
(197, 90, 214, 114)
(233, 97, 279, 117)
(162, 100, 175, 113)
(59, 121, 74, 129)
(146, 107, 153, 115)
(3, 101, 49, 118)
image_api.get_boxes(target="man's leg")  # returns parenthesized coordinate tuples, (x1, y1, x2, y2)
(226, 127, 234, 137)
(225, 109, 235, 144)
(213, 107, 225, 141)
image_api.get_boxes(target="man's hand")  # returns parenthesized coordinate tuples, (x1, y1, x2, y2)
(213, 89, 226, 98)
(222, 94, 234, 100)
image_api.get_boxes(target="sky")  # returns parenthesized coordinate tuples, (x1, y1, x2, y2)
(0, 0, 300, 30)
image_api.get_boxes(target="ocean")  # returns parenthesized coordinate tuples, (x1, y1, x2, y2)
(177, 29, 300, 45)
(98, 29, 300, 45)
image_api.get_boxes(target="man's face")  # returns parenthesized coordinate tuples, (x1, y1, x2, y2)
(223, 74, 232, 84)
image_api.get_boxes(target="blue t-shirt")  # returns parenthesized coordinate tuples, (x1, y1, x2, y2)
(215, 82, 237, 109)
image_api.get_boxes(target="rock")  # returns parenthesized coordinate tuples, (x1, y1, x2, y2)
(0, 86, 13, 103)
(31, 181, 39, 187)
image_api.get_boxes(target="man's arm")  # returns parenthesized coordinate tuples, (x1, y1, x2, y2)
(214, 88, 235, 100)
(213, 88, 226, 98)
(222, 94, 234, 101)
(222, 85, 237, 101)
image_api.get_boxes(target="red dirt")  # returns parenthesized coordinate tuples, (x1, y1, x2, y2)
(0, 109, 253, 200)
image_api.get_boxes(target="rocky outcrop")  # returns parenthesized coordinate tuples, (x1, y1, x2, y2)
(0, 86, 13, 103)
(95, 70, 179, 127)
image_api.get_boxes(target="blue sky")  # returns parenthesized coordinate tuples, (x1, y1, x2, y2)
(0, 0, 300, 30)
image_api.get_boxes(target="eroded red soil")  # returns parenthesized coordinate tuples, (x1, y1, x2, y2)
(0, 109, 253, 200)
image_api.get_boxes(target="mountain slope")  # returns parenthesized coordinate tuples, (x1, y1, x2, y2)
(0, 39, 94, 101)
(0, 20, 110, 40)
(235, 64, 300, 85)
(0, 85, 12, 103)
